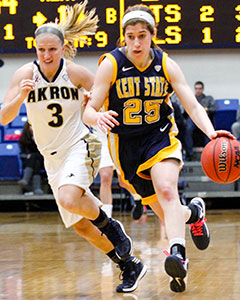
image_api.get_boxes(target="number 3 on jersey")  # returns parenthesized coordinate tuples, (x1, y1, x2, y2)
(47, 103, 63, 127)
(123, 98, 163, 125)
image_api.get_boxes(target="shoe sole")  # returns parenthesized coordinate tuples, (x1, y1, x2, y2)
(165, 256, 188, 293)
(117, 264, 148, 293)
(114, 220, 133, 260)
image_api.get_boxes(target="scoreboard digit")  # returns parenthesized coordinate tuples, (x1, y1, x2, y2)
(0, 0, 240, 53)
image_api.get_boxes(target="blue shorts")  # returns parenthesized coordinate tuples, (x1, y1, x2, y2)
(108, 120, 183, 205)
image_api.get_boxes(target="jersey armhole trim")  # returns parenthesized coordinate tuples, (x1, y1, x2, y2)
(98, 53, 118, 85)
(162, 52, 170, 83)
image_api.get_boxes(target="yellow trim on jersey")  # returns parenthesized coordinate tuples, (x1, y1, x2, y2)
(136, 131, 181, 180)
(104, 95, 109, 113)
(98, 53, 118, 85)
(162, 52, 170, 83)
(134, 56, 154, 73)
(142, 193, 158, 205)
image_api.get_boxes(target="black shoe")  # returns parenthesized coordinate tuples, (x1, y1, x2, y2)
(116, 257, 147, 293)
(164, 253, 189, 293)
(101, 218, 132, 260)
(131, 200, 144, 220)
(189, 197, 210, 250)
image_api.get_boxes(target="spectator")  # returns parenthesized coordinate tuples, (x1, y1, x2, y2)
(18, 122, 44, 195)
(231, 107, 240, 140)
(184, 81, 216, 160)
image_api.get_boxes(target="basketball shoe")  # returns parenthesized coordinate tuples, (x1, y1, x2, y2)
(116, 257, 147, 293)
(164, 253, 189, 293)
(131, 200, 144, 220)
(189, 197, 210, 250)
(100, 218, 132, 260)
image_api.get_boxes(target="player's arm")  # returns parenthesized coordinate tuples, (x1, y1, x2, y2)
(67, 60, 94, 91)
(82, 57, 119, 133)
(0, 63, 33, 125)
(166, 57, 233, 139)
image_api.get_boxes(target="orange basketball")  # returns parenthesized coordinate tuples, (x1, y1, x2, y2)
(201, 137, 240, 184)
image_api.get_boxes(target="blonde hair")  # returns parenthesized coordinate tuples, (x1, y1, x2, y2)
(35, 0, 99, 59)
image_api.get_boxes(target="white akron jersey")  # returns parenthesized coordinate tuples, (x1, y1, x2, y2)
(24, 59, 102, 228)
(25, 58, 89, 156)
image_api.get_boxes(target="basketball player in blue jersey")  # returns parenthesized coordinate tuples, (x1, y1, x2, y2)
(83, 4, 234, 293)
(0, 1, 147, 293)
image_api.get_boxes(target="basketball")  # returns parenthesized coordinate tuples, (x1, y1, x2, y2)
(201, 137, 240, 184)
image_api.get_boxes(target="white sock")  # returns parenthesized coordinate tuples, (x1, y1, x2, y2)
(101, 204, 113, 218)
(169, 238, 186, 249)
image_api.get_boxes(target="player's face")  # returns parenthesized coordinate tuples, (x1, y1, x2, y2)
(36, 34, 65, 72)
(124, 22, 153, 65)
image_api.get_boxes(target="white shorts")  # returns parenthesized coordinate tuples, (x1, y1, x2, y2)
(43, 133, 102, 228)
(93, 126, 114, 169)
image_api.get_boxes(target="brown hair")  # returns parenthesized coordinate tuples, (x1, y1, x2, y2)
(118, 5, 160, 49)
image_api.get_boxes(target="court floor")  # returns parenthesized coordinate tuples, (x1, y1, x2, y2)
(0, 208, 239, 300)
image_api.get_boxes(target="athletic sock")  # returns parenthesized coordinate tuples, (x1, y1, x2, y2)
(169, 238, 186, 260)
(106, 249, 121, 264)
(90, 208, 109, 229)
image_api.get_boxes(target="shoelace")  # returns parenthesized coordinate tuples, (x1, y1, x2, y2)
(117, 258, 140, 281)
(190, 218, 207, 236)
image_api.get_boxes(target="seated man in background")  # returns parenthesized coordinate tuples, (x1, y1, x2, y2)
(18, 122, 45, 195)
(231, 107, 240, 140)
(184, 81, 216, 161)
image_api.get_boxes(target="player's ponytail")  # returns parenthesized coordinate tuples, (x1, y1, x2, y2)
(60, 1, 99, 59)
(35, 0, 99, 59)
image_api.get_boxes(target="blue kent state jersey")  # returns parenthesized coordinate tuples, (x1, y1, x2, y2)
(101, 47, 173, 136)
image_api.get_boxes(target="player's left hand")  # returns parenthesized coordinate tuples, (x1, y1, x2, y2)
(211, 130, 236, 140)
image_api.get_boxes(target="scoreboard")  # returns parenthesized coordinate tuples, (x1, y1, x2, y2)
(0, 0, 240, 53)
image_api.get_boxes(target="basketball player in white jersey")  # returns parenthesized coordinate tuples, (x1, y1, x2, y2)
(0, 1, 147, 293)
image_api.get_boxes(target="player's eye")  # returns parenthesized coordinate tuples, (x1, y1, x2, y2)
(139, 34, 146, 39)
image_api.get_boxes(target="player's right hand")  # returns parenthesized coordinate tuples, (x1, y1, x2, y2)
(19, 79, 35, 99)
(97, 110, 119, 133)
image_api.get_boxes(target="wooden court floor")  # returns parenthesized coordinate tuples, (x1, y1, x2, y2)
(0, 209, 240, 300)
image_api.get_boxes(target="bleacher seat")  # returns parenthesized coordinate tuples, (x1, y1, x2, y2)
(3, 128, 22, 142)
(9, 115, 27, 128)
(214, 99, 239, 131)
(0, 143, 21, 179)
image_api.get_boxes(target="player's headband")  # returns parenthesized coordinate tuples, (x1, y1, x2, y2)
(122, 11, 155, 29)
(35, 26, 65, 43)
